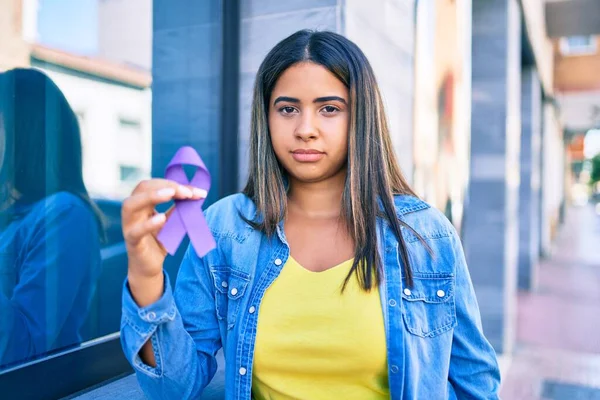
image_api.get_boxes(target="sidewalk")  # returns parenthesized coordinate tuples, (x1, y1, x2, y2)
(500, 204, 600, 399)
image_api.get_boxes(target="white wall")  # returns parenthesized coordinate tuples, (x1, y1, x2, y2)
(0, 0, 30, 70)
(21, 0, 40, 43)
(520, 0, 554, 96)
(343, 0, 416, 181)
(412, 0, 438, 199)
(98, 0, 152, 70)
(541, 103, 565, 254)
(33, 64, 152, 200)
(558, 90, 600, 132)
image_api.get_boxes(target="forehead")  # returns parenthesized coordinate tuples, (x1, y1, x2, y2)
(272, 62, 348, 97)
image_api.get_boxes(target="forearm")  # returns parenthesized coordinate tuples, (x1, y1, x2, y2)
(127, 271, 165, 367)
(121, 274, 218, 399)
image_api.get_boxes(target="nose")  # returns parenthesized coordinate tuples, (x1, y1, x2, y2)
(294, 112, 318, 141)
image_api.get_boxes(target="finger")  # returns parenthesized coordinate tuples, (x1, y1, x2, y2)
(165, 204, 176, 219)
(122, 189, 174, 222)
(125, 213, 167, 246)
(122, 186, 205, 221)
(186, 186, 208, 199)
(133, 179, 207, 200)
(131, 178, 179, 195)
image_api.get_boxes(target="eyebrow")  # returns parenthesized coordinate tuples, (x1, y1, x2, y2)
(273, 96, 347, 105)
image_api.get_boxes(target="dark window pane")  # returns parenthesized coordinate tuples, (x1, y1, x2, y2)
(0, 0, 152, 374)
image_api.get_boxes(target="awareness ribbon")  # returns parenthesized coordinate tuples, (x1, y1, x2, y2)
(157, 146, 216, 257)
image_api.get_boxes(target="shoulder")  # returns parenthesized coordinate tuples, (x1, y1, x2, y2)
(23, 191, 92, 221)
(204, 193, 256, 243)
(205, 192, 255, 217)
(45, 191, 88, 210)
(392, 195, 462, 276)
(17, 192, 99, 244)
(392, 194, 456, 243)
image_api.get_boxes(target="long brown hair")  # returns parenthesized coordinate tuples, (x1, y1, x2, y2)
(242, 30, 419, 291)
(0, 68, 105, 239)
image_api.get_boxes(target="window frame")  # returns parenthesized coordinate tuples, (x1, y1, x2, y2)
(0, 333, 131, 400)
(0, 1, 241, 398)
(559, 36, 597, 56)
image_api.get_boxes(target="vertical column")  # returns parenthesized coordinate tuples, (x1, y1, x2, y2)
(152, 0, 224, 277)
(518, 67, 542, 290)
(540, 102, 554, 257)
(463, 0, 521, 354)
(152, 0, 223, 206)
(343, 0, 416, 181)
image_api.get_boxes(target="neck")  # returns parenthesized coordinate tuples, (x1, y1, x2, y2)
(286, 168, 346, 219)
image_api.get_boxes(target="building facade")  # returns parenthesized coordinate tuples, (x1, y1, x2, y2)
(0, 0, 586, 398)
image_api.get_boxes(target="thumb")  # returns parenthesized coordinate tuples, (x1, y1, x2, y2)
(165, 204, 176, 220)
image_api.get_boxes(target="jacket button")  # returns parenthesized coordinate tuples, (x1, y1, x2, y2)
(249, 306, 256, 314)
(390, 365, 399, 373)
(230, 288, 238, 296)
(239, 367, 247, 376)
(274, 258, 282, 266)
(388, 299, 397, 307)
(403, 288, 412, 296)
(437, 290, 445, 298)
(147, 312, 156, 321)
(221, 281, 228, 288)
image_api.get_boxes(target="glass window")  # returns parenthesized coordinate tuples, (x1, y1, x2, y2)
(560, 36, 597, 55)
(0, 0, 233, 397)
(0, 0, 152, 374)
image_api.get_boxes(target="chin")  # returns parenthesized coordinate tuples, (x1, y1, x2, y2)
(290, 172, 326, 183)
(284, 160, 346, 184)
(289, 167, 342, 184)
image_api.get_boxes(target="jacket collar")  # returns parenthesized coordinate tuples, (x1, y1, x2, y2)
(393, 194, 430, 216)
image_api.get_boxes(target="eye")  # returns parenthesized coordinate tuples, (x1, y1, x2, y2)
(321, 105, 339, 114)
(279, 106, 297, 115)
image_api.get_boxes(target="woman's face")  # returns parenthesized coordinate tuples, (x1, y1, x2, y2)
(269, 62, 350, 184)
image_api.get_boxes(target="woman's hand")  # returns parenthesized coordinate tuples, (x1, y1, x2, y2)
(122, 178, 206, 306)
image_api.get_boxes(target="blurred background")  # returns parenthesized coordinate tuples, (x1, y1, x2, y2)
(0, 0, 599, 399)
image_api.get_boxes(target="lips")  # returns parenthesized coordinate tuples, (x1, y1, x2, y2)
(291, 149, 325, 162)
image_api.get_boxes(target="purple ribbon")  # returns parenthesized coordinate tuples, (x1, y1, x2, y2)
(157, 146, 216, 257)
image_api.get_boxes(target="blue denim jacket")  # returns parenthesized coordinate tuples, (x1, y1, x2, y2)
(121, 193, 501, 399)
(0, 192, 101, 369)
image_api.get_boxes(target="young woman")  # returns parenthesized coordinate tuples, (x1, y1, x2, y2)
(121, 30, 500, 399)
(0, 68, 103, 369)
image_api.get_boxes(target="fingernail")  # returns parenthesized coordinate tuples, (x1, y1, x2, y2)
(192, 188, 208, 198)
(157, 188, 176, 197)
(178, 186, 193, 198)
(151, 213, 166, 225)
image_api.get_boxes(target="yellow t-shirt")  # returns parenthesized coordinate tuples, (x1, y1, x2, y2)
(252, 256, 389, 400)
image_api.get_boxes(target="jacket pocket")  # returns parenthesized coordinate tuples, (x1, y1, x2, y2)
(209, 266, 250, 330)
(401, 272, 457, 338)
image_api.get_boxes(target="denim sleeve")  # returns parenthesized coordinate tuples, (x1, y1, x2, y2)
(447, 229, 502, 399)
(0, 201, 100, 367)
(120, 244, 222, 400)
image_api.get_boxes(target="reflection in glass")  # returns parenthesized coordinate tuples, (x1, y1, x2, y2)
(0, 68, 103, 370)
